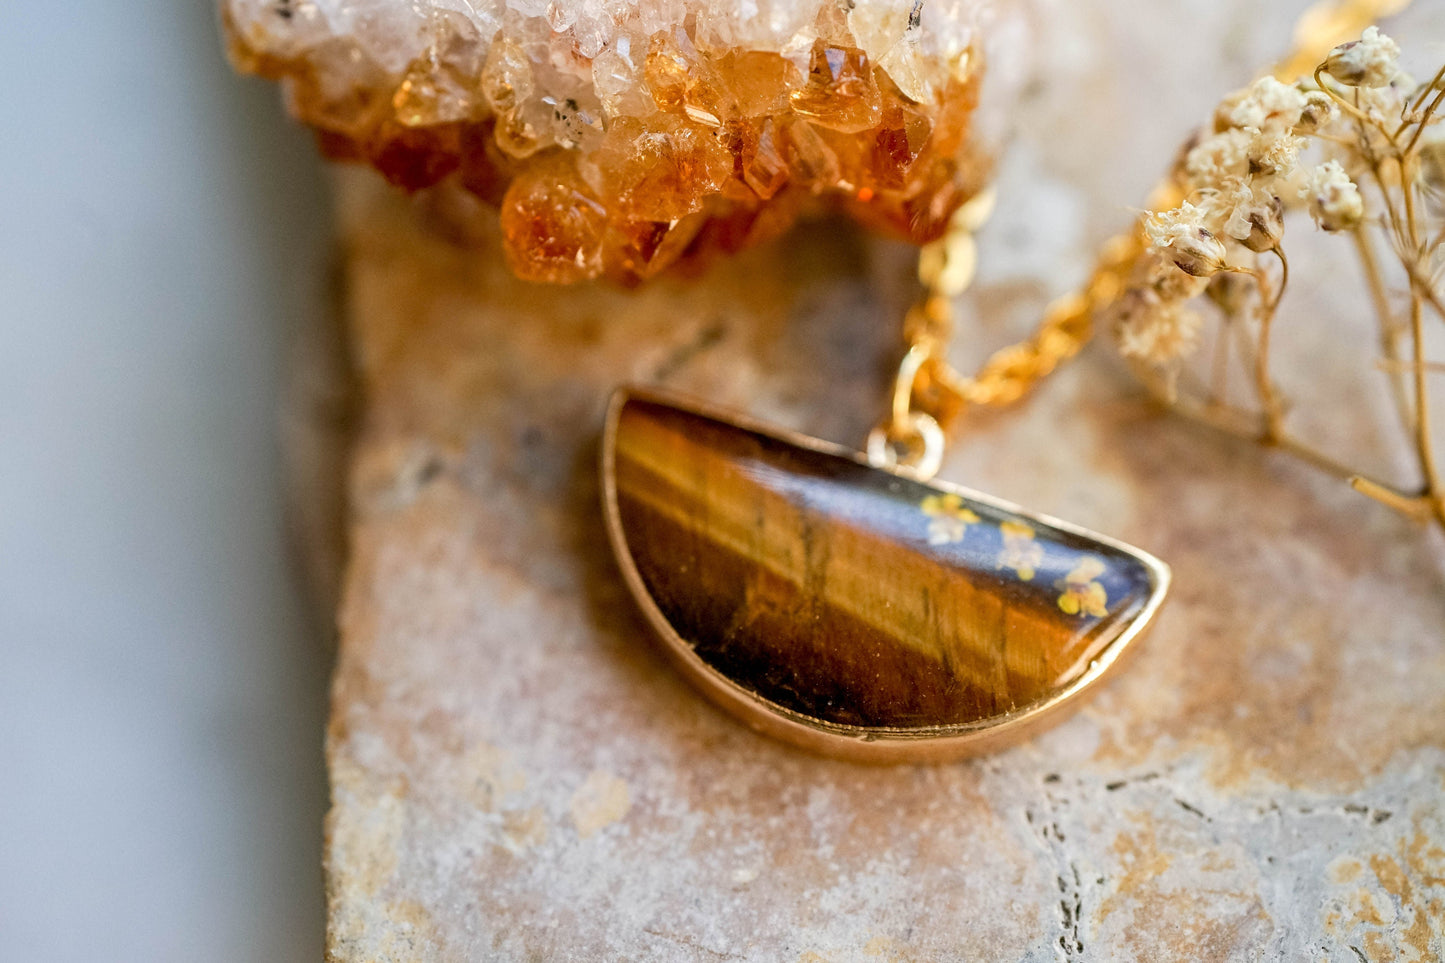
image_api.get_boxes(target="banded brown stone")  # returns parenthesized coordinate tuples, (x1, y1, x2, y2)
(602, 389, 1170, 762)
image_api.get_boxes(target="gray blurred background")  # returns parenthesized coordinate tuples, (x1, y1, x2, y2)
(0, 2, 330, 959)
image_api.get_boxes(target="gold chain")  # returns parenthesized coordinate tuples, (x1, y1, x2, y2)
(871, 0, 1412, 477)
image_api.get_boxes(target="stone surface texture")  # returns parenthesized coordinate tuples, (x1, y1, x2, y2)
(223, 0, 1024, 282)
(318, 1, 1445, 959)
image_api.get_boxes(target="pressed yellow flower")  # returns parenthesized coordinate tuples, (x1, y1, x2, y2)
(920, 493, 979, 546)
(1057, 556, 1109, 618)
(997, 519, 1044, 581)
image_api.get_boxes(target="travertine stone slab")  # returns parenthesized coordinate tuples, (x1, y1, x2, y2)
(319, 1, 1445, 959)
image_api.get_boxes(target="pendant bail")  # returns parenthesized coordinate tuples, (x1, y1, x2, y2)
(868, 341, 947, 480)
(866, 409, 945, 480)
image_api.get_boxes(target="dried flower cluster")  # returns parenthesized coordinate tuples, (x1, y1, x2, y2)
(1112, 26, 1445, 527)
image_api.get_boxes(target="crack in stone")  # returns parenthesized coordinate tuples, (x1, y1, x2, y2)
(1175, 798, 1209, 821)
(1027, 775, 1086, 962)
(1251, 799, 1394, 826)
(1104, 772, 1161, 793)
(643, 927, 743, 960)
(651, 321, 727, 382)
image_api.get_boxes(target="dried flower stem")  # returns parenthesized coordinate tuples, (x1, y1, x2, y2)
(1351, 475, 1435, 521)
(1377, 359, 1445, 374)
(1403, 216, 1444, 522)
(1256, 250, 1290, 439)
(1400, 64, 1445, 151)
(1136, 360, 1368, 481)
(1315, 67, 1378, 128)
(1351, 226, 1413, 434)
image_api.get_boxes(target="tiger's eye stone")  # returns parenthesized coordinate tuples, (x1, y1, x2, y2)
(604, 394, 1168, 744)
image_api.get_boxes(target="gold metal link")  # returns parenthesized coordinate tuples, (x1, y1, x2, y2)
(886, 0, 1410, 449)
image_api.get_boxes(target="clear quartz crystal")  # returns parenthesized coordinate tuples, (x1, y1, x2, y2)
(223, 0, 1018, 283)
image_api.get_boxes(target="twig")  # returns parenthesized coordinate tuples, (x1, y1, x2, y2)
(1400, 68, 1445, 157)
(1317, 66, 1381, 128)
(1253, 249, 1290, 440)
(1376, 358, 1445, 374)
(1402, 63, 1445, 123)
(1399, 175, 1445, 522)
(1352, 225, 1414, 436)
(1134, 359, 1382, 482)
(1351, 475, 1434, 522)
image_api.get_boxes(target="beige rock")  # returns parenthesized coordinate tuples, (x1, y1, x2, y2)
(314, 2, 1445, 959)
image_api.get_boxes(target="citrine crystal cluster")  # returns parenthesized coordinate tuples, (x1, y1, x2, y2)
(225, 0, 993, 283)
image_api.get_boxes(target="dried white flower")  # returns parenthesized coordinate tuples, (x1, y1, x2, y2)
(1184, 127, 1303, 189)
(1111, 22, 1445, 523)
(1205, 271, 1255, 317)
(1248, 130, 1304, 177)
(1145, 202, 1230, 277)
(1144, 253, 1209, 302)
(1221, 184, 1256, 240)
(1226, 76, 1307, 131)
(1116, 296, 1204, 367)
(1144, 201, 1209, 246)
(1246, 196, 1285, 253)
(1186, 129, 1253, 185)
(1295, 90, 1337, 133)
(1212, 89, 1251, 133)
(1355, 81, 1408, 126)
(1301, 160, 1364, 231)
(1222, 184, 1284, 252)
(1322, 26, 1401, 88)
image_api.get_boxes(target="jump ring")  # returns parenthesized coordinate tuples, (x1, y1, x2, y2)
(866, 410, 945, 481)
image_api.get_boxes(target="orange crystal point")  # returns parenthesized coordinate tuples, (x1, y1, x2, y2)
(718, 51, 800, 119)
(644, 30, 692, 114)
(602, 114, 732, 222)
(223, 0, 999, 284)
(740, 118, 790, 200)
(500, 156, 606, 283)
(789, 41, 883, 134)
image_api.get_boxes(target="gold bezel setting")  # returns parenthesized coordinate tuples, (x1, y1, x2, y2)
(601, 386, 1171, 763)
